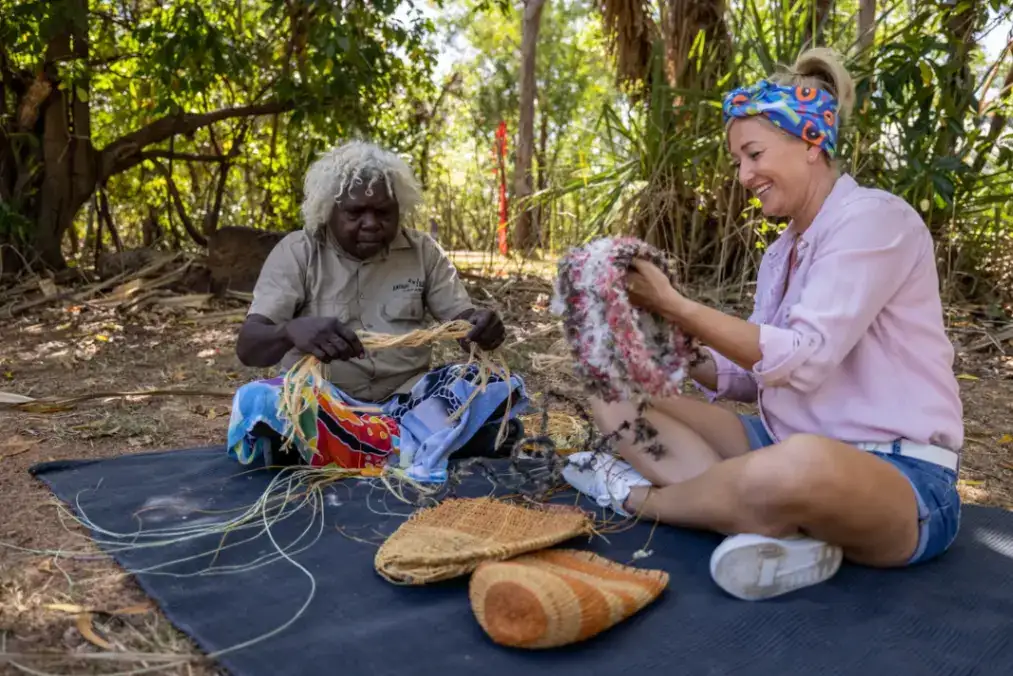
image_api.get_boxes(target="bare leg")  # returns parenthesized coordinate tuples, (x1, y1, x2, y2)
(590, 395, 752, 486)
(625, 434, 921, 567)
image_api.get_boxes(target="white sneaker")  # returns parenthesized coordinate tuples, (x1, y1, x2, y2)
(709, 533, 843, 601)
(562, 451, 651, 516)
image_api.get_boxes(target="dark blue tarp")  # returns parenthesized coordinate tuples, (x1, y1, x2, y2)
(31, 446, 1013, 676)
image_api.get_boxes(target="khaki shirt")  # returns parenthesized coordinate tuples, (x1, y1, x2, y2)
(248, 228, 474, 401)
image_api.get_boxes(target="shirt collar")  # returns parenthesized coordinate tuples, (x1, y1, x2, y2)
(765, 174, 857, 259)
(389, 227, 411, 250)
(795, 173, 858, 246)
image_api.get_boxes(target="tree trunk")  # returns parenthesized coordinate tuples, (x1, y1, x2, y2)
(534, 111, 550, 248)
(512, 0, 547, 253)
(857, 0, 877, 53)
(660, 0, 730, 92)
(0, 2, 294, 271)
(803, 0, 835, 48)
(149, 159, 208, 247)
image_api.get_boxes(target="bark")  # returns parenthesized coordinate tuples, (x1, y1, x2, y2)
(148, 159, 209, 248)
(858, 0, 877, 54)
(35, 10, 79, 269)
(533, 111, 549, 247)
(803, 0, 835, 48)
(659, 0, 730, 94)
(204, 161, 231, 238)
(97, 187, 124, 252)
(99, 101, 290, 187)
(512, 0, 548, 252)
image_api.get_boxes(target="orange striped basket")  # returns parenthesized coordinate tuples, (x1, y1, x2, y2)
(469, 549, 669, 649)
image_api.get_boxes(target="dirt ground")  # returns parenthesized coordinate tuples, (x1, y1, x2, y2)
(0, 269, 1011, 674)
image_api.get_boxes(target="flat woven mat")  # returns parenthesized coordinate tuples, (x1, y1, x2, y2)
(30, 446, 1013, 676)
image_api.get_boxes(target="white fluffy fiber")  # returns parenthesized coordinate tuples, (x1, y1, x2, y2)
(551, 237, 620, 378)
(301, 141, 423, 235)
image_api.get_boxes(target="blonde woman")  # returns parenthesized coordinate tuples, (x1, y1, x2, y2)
(564, 49, 963, 601)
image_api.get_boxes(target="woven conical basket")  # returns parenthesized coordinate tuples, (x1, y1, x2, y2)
(469, 549, 669, 648)
(375, 498, 593, 585)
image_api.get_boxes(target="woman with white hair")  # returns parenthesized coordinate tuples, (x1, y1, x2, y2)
(227, 141, 526, 481)
(563, 49, 963, 601)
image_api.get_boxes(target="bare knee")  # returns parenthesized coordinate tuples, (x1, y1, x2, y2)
(589, 397, 639, 436)
(735, 434, 838, 533)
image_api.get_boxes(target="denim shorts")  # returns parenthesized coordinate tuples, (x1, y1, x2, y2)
(738, 414, 961, 565)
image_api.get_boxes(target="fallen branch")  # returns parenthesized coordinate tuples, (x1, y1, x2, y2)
(968, 324, 1013, 352)
(2, 254, 180, 318)
(0, 387, 235, 412)
(192, 309, 247, 324)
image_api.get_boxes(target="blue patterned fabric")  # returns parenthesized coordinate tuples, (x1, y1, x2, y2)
(227, 363, 530, 482)
(722, 80, 840, 157)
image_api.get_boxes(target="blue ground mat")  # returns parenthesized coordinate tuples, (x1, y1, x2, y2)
(30, 446, 1013, 676)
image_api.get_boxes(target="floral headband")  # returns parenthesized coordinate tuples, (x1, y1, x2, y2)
(722, 80, 840, 158)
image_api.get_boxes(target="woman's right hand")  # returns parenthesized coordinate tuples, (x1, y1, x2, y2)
(627, 259, 690, 321)
(284, 317, 365, 362)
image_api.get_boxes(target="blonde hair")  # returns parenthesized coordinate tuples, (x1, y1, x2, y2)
(300, 141, 422, 236)
(769, 47, 856, 122)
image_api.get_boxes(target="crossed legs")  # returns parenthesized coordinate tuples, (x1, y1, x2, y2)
(589, 396, 921, 568)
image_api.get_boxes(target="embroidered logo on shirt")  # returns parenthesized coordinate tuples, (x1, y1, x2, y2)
(393, 278, 424, 293)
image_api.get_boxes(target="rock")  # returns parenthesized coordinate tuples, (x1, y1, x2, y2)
(206, 226, 288, 293)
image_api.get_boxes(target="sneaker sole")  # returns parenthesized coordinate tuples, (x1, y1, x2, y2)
(710, 537, 843, 601)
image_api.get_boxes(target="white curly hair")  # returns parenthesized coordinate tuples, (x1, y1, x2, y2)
(300, 141, 422, 236)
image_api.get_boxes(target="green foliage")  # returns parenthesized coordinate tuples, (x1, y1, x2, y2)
(3, 0, 1010, 302)
(481, 0, 1013, 300)
(422, 0, 623, 251)
(0, 0, 439, 256)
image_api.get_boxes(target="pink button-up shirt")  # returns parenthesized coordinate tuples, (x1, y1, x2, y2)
(698, 174, 964, 452)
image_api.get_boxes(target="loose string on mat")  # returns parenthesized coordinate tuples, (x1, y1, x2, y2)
(277, 319, 514, 456)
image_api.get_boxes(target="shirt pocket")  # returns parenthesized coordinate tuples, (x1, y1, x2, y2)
(380, 295, 425, 323)
(306, 297, 352, 323)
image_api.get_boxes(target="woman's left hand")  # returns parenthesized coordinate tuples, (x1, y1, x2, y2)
(627, 259, 689, 320)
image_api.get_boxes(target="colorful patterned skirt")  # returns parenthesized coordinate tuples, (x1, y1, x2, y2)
(227, 363, 529, 483)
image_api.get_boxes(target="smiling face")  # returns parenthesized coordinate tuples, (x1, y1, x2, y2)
(328, 176, 400, 260)
(727, 117, 825, 220)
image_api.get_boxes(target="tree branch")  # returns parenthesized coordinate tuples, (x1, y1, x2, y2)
(98, 100, 293, 182)
(140, 150, 233, 163)
(147, 158, 209, 248)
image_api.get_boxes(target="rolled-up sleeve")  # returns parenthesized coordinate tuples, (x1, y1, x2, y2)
(694, 347, 759, 403)
(247, 233, 309, 324)
(752, 201, 926, 393)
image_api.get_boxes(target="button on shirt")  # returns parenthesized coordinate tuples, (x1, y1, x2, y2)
(248, 227, 475, 401)
(697, 174, 964, 452)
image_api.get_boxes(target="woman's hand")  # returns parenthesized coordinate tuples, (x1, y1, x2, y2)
(284, 316, 365, 362)
(627, 259, 690, 321)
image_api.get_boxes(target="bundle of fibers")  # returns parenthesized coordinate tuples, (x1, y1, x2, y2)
(469, 549, 669, 649)
(276, 319, 488, 462)
(374, 498, 593, 585)
(551, 236, 698, 402)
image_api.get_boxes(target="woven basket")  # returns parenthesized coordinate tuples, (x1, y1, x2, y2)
(469, 549, 669, 649)
(374, 498, 593, 585)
